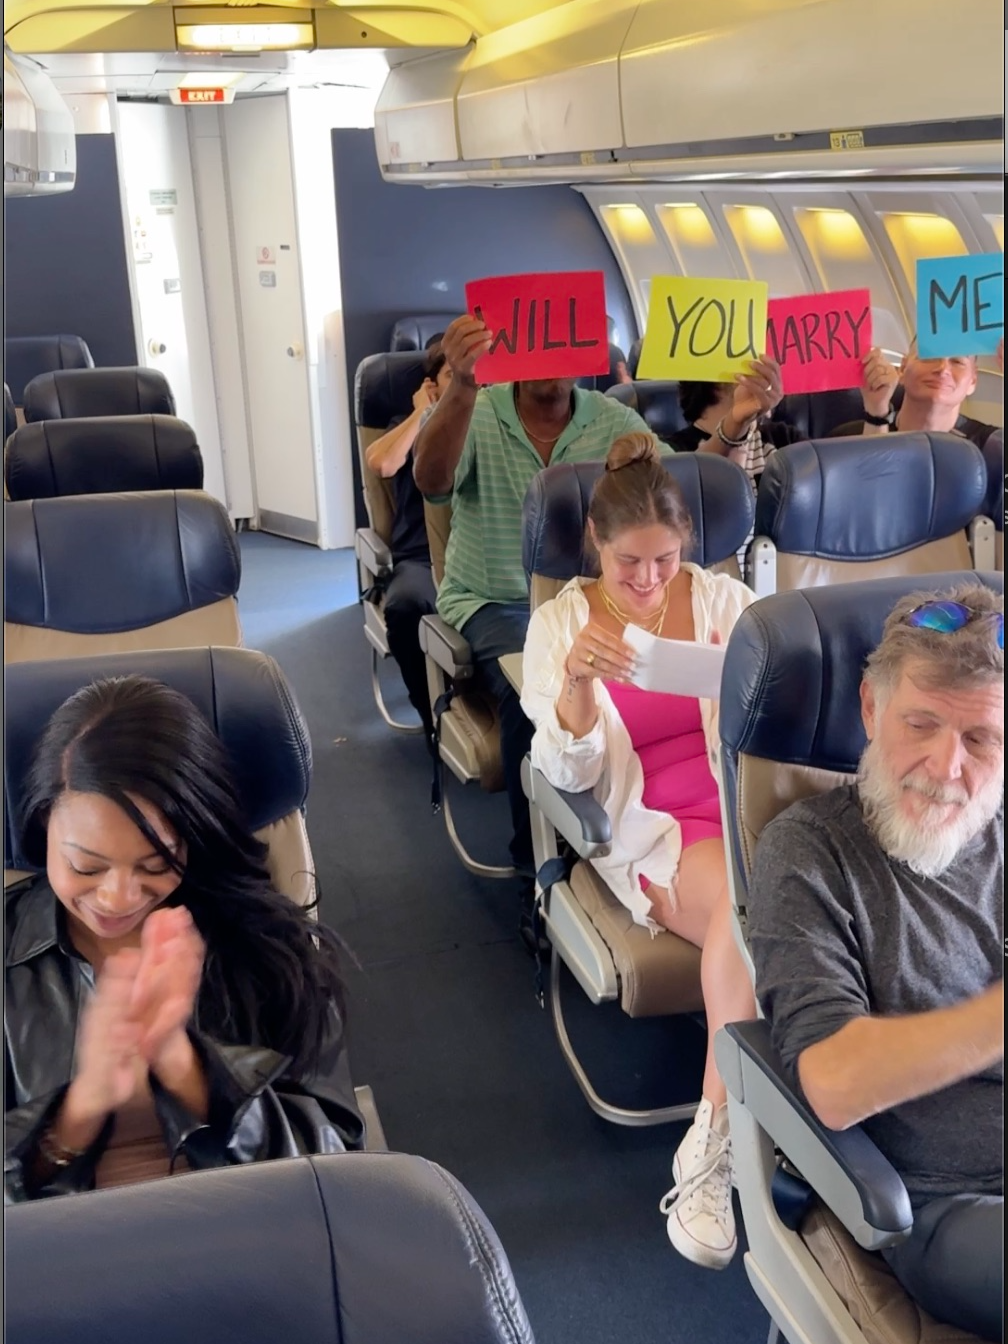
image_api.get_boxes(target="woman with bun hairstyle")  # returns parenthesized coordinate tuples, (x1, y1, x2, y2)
(521, 432, 757, 1271)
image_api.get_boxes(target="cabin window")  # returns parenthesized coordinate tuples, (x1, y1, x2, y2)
(656, 203, 723, 276)
(983, 215, 1004, 250)
(880, 212, 968, 293)
(721, 204, 806, 296)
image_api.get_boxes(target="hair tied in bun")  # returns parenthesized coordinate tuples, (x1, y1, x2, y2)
(605, 432, 663, 473)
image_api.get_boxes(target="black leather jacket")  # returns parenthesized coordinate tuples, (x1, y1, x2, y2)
(5, 877, 366, 1203)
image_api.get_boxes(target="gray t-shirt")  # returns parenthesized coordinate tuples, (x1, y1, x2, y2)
(748, 785, 1004, 1203)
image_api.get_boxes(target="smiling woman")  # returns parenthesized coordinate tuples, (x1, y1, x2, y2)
(4, 675, 365, 1204)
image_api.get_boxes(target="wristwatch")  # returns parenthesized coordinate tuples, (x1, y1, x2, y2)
(38, 1126, 86, 1169)
(863, 406, 896, 427)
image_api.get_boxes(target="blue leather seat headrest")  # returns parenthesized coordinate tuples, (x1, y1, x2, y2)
(4, 383, 15, 443)
(626, 336, 644, 379)
(4, 491, 240, 632)
(4, 646, 311, 873)
(355, 351, 427, 430)
(389, 314, 460, 353)
(606, 380, 687, 439)
(981, 428, 1003, 530)
(4, 334, 94, 405)
(720, 572, 1004, 776)
(772, 387, 866, 440)
(3, 1153, 534, 1344)
(755, 432, 987, 557)
(523, 454, 755, 578)
(23, 367, 176, 422)
(4, 414, 203, 500)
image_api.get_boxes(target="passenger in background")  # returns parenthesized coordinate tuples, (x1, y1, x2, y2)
(365, 339, 452, 743)
(522, 434, 757, 1270)
(833, 339, 1000, 447)
(748, 585, 1004, 1341)
(413, 315, 651, 939)
(666, 356, 798, 490)
(5, 676, 365, 1203)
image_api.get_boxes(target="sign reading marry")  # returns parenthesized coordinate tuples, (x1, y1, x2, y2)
(636, 276, 768, 382)
(916, 253, 1004, 358)
(464, 271, 610, 383)
(766, 289, 872, 394)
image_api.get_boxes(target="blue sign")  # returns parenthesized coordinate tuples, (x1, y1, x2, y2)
(916, 253, 1003, 358)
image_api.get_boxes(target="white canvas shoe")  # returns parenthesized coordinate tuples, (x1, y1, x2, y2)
(659, 1098, 737, 1270)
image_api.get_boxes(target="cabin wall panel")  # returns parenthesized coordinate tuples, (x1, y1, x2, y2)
(3, 133, 136, 369)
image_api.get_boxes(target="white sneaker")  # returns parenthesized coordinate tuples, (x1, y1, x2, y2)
(659, 1098, 737, 1270)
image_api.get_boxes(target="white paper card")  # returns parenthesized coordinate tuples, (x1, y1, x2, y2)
(622, 625, 726, 699)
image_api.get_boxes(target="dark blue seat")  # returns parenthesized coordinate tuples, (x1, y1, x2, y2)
(980, 427, 1003, 571)
(389, 314, 459, 352)
(752, 431, 988, 595)
(605, 379, 687, 440)
(4, 490, 242, 660)
(714, 572, 1001, 1344)
(4, 333, 94, 405)
(3, 413, 202, 499)
(771, 387, 866, 440)
(23, 366, 176, 422)
(3, 1152, 534, 1344)
(4, 383, 15, 444)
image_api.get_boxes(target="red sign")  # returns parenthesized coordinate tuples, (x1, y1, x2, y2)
(464, 270, 610, 384)
(766, 288, 872, 394)
(177, 88, 227, 104)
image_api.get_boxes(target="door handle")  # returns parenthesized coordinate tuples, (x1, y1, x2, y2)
(148, 339, 167, 356)
(286, 342, 304, 360)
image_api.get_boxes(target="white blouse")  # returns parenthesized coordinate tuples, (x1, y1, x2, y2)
(520, 565, 756, 931)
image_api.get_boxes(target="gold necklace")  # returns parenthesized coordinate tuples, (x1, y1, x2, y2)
(598, 580, 669, 636)
(514, 393, 571, 445)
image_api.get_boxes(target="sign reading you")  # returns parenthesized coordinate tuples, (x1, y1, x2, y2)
(916, 253, 1003, 358)
(636, 277, 768, 382)
(464, 271, 610, 383)
(766, 288, 872, 394)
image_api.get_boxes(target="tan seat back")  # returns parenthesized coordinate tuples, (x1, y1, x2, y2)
(353, 350, 428, 547)
(4, 490, 242, 664)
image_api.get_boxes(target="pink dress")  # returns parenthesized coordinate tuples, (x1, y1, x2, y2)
(605, 681, 722, 890)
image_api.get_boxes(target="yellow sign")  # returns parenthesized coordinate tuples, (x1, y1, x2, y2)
(830, 130, 865, 150)
(637, 276, 769, 381)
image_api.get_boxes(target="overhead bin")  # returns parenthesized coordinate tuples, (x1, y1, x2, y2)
(3, 48, 76, 196)
(374, 0, 1004, 185)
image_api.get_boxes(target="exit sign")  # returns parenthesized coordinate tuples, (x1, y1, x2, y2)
(170, 87, 235, 105)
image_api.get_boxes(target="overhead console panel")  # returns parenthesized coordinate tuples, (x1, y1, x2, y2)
(374, 0, 1004, 184)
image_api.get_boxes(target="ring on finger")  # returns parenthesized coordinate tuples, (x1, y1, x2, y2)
(585, 652, 596, 667)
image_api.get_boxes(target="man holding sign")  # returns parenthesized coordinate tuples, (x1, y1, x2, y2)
(413, 271, 652, 919)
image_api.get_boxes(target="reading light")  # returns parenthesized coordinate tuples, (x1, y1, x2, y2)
(175, 21, 315, 52)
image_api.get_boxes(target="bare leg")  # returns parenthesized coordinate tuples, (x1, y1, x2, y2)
(646, 838, 756, 1107)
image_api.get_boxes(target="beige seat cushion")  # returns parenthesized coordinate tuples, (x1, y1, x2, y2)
(801, 1204, 984, 1344)
(4, 600, 243, 664)
(775, 534, 972, 592)
(356, 427, 396, 543)
(569, 862, 703, 1018)
(443, 688, 505, 792)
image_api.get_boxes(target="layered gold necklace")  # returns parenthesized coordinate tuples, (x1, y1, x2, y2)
(597, 580, 669, 636)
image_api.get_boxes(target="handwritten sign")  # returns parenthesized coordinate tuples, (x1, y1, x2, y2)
(916, 253, 1004, 358)
(464, 271, 610, 383)
(766, 289, 872, 394)
(636, 277, 768, 382)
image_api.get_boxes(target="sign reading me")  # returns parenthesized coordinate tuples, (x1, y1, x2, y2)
(636, 277, 768, 382)
(766, 288, 872, 394)
(464, 271, 610, 383)
(916, 253, 1004, 358)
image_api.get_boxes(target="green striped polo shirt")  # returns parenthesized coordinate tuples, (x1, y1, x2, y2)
(429, 383, 653, 631)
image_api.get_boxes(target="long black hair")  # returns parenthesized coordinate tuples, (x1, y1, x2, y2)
(20, 675, 346, 1075)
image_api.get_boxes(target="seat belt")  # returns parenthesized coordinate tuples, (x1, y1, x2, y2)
(529, 852, 572, 1007)
(429, 686, 455, 812)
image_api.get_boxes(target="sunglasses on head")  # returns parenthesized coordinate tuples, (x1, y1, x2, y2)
(904, 601, 1004, 651)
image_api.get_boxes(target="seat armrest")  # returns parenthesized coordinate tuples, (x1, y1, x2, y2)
(521, 757, 612, 858)
(419, 614, 475, 680)
(716, 1021, 913, 1250)
(354, 527, 393, 581)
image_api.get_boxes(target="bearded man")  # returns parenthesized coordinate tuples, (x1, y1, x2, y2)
(747, 582, 1004, 1343)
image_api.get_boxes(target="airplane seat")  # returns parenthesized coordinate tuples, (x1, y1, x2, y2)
(3, 490, 243, 664)
(22, 366, 176, 422)
(577, 342, 631, 393)
(4, 333, 94, 406)
(751, 432, 990, 597)
(4, 414, 203, 500)
(4, 383, 17, 445)
(4, 1152, 534, 1344)
(714, 574, 1001, 1344)
(3, 645, 390, 1150)
(518, 454, 756, 1123)
(981, 428, 1003, 571)
(772, 387, 866, 440)
(605, 380, 687, 442)
(626, 336, 643, 378)
(389, 313, 460, 352)
(353, 350, 429, 733)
